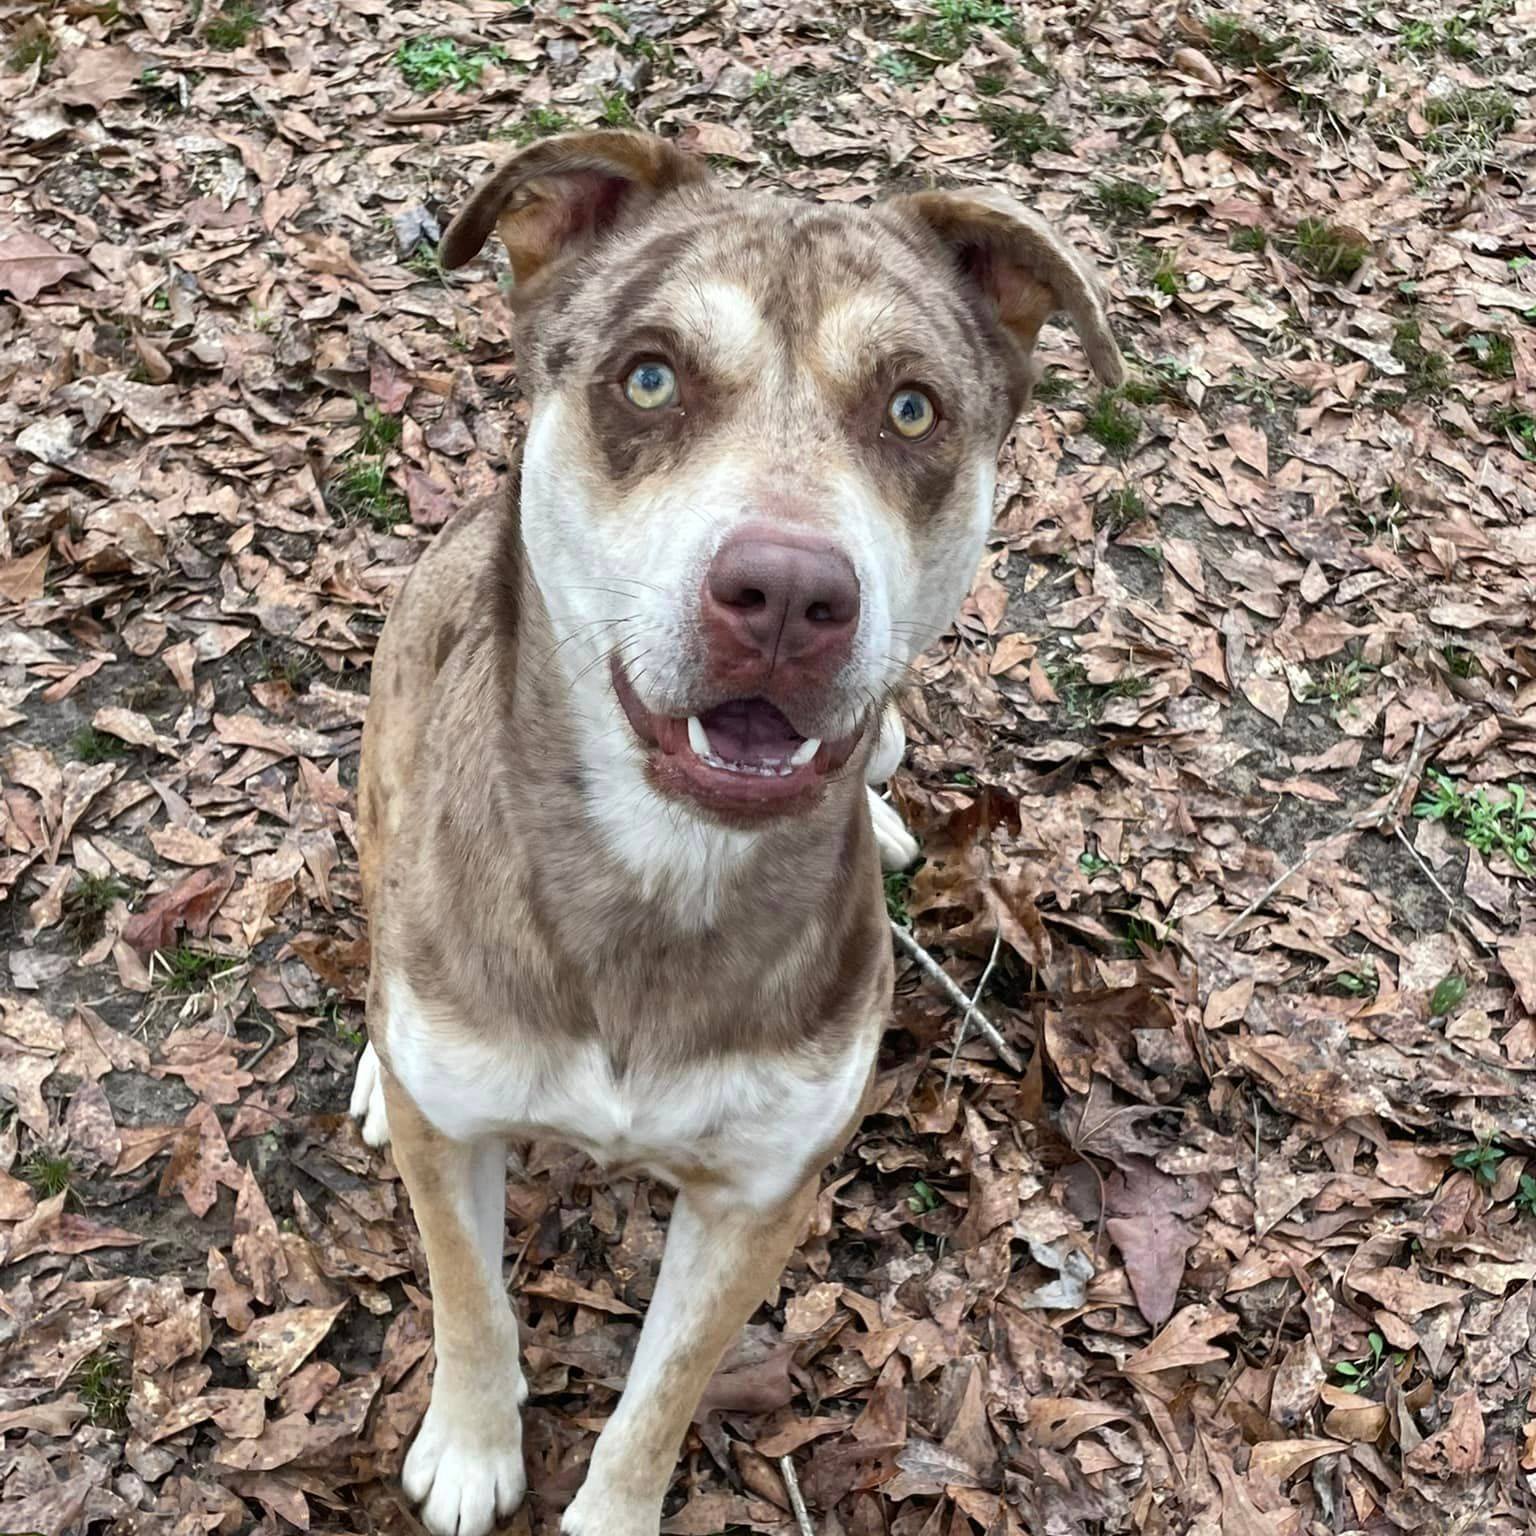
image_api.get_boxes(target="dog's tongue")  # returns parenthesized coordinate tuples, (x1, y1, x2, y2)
(699, 698, 803, 765)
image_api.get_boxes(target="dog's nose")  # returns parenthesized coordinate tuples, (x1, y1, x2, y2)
(703, 527, 859, 674)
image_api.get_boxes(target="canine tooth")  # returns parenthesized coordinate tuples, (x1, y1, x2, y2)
(789, 737, 821, 768)
(687, 716, 711, 758)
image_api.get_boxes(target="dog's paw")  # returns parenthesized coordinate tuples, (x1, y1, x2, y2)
(404, 1407, 525, 1536)
(560, 1489, 657, 1536)
(867, 789, 919, 873)
(348, 1041, 391, 1148)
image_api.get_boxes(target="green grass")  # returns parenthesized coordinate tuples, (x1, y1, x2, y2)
(1172, 107, 1234, 153)
(326, 1000, 365, 1050)
(1517, 1174, 1536, 1218)
(1390, 321, 1450, 399)
(1133, 243, 1181, 296)
(1465, 332, 1514, 378)
(1414, 770, 1535, 875)
(69, 726, 131, 764)
(978, 105, 1066, 160)
(1402, 14, 1484, 57)
(1315, 658, 1374, 706)
(204, 1, 259, 50)
(1290, 218, 1368, 280)
(1083, 392, 1142, 457)
(884, 869, 912, 926)
(1094, 178, 1158, 222)
(1078, 849, 1118, 876)
(491, 106, 576, 143)
(1031, 368, 1070, 403)
(1203, 12, 1291, 66)
(7, 29, 57, 71)
(1488, 405, 1536, 459)
(892, 0, 1027, 68)
(1443, 644, 1478, 679)
(396, 37, 505, 92)
(63, 872, 127, 946)
(154, 944, 238, 994)
(1095, 485, 1147, 534)
(1121, 913, 1165, 957)
(1050, 659, 1148, 723)
(331, 458, 407, 529)
(598, 90, 635, 127)
(1420, 87, 1517, 181)
(75, 1349, 130, 1429)
(256, 638, 320, 689)
(1424, 86, 1516, 134)
(22, 1149, 75, 1199)
(1229, 226, 1268, 254)
(357, 401, 402, 455)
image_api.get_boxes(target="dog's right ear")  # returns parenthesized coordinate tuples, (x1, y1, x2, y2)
(439, 129, 709, 283)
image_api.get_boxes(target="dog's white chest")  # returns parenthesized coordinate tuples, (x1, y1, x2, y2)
(384, 975, 868, 1211)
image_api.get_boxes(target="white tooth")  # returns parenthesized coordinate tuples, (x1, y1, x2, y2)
(789, 737, 821, 768)
(687, 716, 711, 758)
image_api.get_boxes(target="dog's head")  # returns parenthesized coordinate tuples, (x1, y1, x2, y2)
(442, 130, 1123, 825)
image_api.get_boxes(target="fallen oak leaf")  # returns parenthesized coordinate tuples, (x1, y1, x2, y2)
(1247, 1437, 1347, 1481)
(219, 1302, 348, 1394)
(0, 226, 85, 301)
(2, 1191, 141, 1263)
(1122, 1304, 1235, 1374)
(121, 861, 236, 959)
(521, 1273, 640, 1316)
(1025, 1397, 1133, 1449)
(1404, 1389, 1485, 1477)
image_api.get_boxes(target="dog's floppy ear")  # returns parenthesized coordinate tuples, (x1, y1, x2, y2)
(891, 188, 1125, 393)
(439, 129, 709, 282)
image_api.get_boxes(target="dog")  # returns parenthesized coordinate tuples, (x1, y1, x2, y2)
(347, 129, 1123, 1536)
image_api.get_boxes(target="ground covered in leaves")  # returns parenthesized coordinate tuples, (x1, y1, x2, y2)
(2, 0, 1535, 1531)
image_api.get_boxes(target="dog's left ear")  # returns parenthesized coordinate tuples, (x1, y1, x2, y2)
(890, 189, 1125, 396)
(439, 129, 709, 282)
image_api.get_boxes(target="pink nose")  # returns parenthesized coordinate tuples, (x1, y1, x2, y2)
(702, 527, 859, 679)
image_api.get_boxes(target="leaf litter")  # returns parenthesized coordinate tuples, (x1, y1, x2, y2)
(1, 0, 1534, 1531)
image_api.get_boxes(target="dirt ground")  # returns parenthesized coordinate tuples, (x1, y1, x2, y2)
(2, 0, 1535, 1532)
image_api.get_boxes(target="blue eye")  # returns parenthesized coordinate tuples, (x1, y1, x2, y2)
(625, 361, 678, 410)
(888, 387, 936, 439)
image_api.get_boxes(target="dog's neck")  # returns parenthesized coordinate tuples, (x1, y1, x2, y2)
(482, 492, 865, 940)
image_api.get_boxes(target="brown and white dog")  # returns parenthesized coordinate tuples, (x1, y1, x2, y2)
(348, 130, 1122, 1536)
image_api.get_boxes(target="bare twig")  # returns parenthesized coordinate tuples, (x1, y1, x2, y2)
(890, 921, 1023, 1072)
(1215, 841, 1336, 941)
(778, 1454, 816, 1536)
(1219, 723, 1440, 941)
(943, 927, 1004, 1093)
(1393, 826, 1495, 954)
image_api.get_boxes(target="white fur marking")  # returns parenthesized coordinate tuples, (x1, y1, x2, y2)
(385, 974, 872, 1213)
(349, 1040, 391, 1147)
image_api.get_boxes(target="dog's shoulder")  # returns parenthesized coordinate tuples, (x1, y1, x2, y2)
(358, 483, 511, 905)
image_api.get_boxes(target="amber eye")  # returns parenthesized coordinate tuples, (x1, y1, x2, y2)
(887, 387, 936, 439)
(624, 361, 678, 410)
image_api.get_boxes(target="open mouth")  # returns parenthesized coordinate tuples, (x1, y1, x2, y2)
(611, 658, 863, 815)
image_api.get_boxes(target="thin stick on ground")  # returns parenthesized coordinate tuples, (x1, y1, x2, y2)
(890, 921, 1023, 1072)
(1219, 723, 1440, 941)
(1393, 825, 1495, 954)
(779, 1454, 816, 1536)
(944, 927, 1004, 1094)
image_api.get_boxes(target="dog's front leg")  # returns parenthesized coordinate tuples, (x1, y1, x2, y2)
(386, 1074, 526, 1536)
(561, 1175, 818, 1535)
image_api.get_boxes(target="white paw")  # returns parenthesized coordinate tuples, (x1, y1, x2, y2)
(561, 1488, 657, 1536)
(349, 1040, 391, 1147)
(404, 1405, 525, 1536)
(868, 790, 919, 872)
